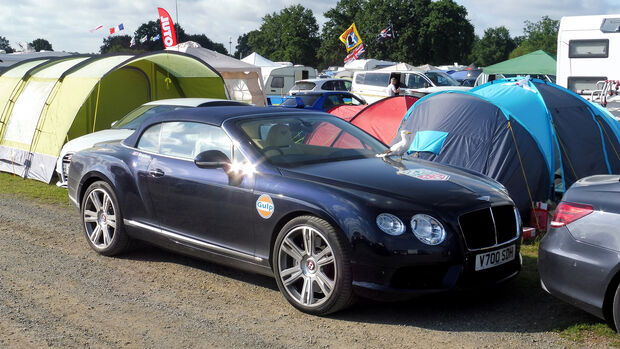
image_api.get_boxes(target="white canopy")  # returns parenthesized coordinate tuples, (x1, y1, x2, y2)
(241, 52, 281, 67)
(377, 63, 422, 72)
(344, 58, 396, 71)
(168, 42, 266, 106)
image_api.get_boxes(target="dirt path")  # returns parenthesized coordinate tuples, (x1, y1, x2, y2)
(0, 193, 611, 348)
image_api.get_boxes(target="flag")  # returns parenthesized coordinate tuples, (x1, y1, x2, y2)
(344, 43, 365, 64)
(140, 35, 148, 43)
(157, 7, 178, 48)
(376, 24, 396, 42)
(130, 37, 136, 47)
(89, 25, 103, 33)
(339, 23, 362, 53)
(109, 23, 124, 35)
(151, 34, 161, 41)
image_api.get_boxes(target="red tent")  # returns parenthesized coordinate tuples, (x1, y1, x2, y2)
(328, 96, 418, 144)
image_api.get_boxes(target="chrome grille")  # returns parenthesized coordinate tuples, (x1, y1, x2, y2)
(458, 205, 518, 250)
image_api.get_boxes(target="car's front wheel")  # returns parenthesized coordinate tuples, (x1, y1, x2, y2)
(273, 216, 355, 315)
(81, 181, 130, 256)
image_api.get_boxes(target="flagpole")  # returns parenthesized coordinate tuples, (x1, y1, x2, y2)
(175, 0, 179, 51)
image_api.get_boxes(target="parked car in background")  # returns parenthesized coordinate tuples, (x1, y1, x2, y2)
(539, 175, 620, 332)
(55, 98, 247, 187)
(288, 78, 352, 95)
(68, 106, 521, 315)
(279, 91, 366, 111)
(352, 70, 471, 103)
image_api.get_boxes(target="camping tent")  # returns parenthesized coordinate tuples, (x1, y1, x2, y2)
(483, 50, 556, 75)
(397, 78, 620, 217)
(168, 41, 266, 105)
(0, 51, 227, 183)
(328, 96, 418, 144)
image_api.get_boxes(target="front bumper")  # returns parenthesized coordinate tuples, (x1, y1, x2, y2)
(350, 240, 521, 300)
(538, 226, 618, 320)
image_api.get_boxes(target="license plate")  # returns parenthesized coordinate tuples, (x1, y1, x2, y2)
(475, 245, 515, 271)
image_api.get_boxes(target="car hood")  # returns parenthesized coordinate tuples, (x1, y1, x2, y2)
(279, 157, 510, 209)
(60, 129, 134, 157)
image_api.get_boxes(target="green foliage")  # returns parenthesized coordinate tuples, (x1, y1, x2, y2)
(248, 5, 320, 67)
(316, 0, 365, 68)
(185, 34, 227, 54)
(419, 0, 475, 65)
(30, 38, 53, 52)
(469, 26, 516, 66)
(0, 35, 13, 53)
(234, 32, 254, 59)
(100, 35, 132, 54)
(509, 16, 559, 59)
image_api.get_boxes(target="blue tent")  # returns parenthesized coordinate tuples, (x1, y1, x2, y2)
(397, 78, 620, 217)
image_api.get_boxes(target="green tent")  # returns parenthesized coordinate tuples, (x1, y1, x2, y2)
(483, 50, 557, 75)
(0, 51, 227, 183)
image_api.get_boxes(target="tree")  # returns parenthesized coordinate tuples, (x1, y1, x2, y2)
(418, 0, 475, 65)
(234, 32, 255, 59)
(185, 34, 227, 54)
(509, 16, 559, 58)
(248, 5, 320, 67)
(0, 35, 13, 53)
(99, 35, 132, 54)
(30, 38, 53, 51)
(468, 26, 516, 66)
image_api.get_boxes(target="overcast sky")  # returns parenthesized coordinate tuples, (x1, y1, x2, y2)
(2, 0, 620, 55)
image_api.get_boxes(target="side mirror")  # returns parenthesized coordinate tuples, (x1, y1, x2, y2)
(294, 97, 305, 108)
(194, 150, 231, 169)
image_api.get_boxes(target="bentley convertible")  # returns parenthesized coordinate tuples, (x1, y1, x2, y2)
(68, 106, 522, 315)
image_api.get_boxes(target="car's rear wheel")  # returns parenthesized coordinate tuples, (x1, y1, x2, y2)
(81, 181, 129, 256)
(273, 216, 354, 315)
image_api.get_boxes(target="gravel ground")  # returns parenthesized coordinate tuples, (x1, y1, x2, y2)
(0, 192, 613, 348)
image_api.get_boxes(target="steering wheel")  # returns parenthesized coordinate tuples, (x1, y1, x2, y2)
(262, 146, 285, 156)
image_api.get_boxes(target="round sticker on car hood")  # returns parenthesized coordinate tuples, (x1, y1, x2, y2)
(399, 168, 450, 181)
(256, 194, 275, 219)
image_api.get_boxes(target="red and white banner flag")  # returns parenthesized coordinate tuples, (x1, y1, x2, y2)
(89, 25, 103, 33)
(157, 7, 177, 48)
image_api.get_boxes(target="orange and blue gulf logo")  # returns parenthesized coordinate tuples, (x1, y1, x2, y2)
(256, 194, 274, 219)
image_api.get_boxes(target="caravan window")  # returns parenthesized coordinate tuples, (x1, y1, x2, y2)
(355, 73, 366, 84)
(569, 39, 609, 58)
(364, 73, 390, 87)
(271, 77, 284, 88)
(567, 76, 607, 92)
(600, 18, 620, 33)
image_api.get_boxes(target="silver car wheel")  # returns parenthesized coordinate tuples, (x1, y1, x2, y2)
(277, 225, 337, 308)
(83, 188, 117, 249)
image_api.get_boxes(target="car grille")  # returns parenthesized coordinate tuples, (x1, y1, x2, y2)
(61, 154, 72, 181)
(458, 205, 518, 250)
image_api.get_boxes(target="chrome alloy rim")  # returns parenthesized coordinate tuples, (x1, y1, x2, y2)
(83, 188, 117, 249)
(278, 226, 336, 307)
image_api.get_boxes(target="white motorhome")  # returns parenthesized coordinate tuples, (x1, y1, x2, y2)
(557, 14, 620, 93)
(262, 64, 317, 98)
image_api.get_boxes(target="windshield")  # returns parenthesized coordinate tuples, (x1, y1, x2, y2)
(281, 95, 321, 107)
(425, 72, 460, 86)
(236, 114, 387, 167)
(113, 105, 190, 129)
(291, 82, 316, 91)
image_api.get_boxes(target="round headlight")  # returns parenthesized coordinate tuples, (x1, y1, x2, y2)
(376, 213, 406, 236)
(410, 214, 446, 245)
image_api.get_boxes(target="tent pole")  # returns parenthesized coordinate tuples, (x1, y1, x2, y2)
(507, 121, 541, 231)
(92, 82, 102, 133)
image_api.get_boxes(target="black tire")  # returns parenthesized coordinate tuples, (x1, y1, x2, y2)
(272, 215, 355, 315)
(80, 181, 130, 256)
(612, 284, 620, 332)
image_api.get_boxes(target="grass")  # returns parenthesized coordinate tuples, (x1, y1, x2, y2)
(0, 172, 70, 206)
(558, 323, 620, 347)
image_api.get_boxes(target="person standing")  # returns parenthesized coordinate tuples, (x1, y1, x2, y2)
(387, 77, 400, 96)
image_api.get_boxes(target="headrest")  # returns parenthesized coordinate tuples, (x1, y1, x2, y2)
(265, 124, 292, 147)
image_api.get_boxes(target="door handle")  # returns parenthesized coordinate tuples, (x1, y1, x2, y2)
(149, 168, 165, 177)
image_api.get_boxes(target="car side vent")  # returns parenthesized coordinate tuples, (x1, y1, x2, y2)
(458, 205, 518, 250)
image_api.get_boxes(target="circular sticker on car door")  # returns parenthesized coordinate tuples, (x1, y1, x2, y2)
(256, 194, 275, 219)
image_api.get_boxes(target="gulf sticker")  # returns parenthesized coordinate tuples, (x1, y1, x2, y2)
(256, 194, 275, 219)
(400, 169, 450, 181)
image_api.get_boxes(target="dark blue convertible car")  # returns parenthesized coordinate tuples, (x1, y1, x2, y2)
(68, 106, 521, 315)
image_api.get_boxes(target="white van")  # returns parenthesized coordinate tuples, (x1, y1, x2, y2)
(557, 14, 620, 93)
(351, 70, 470, 103)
